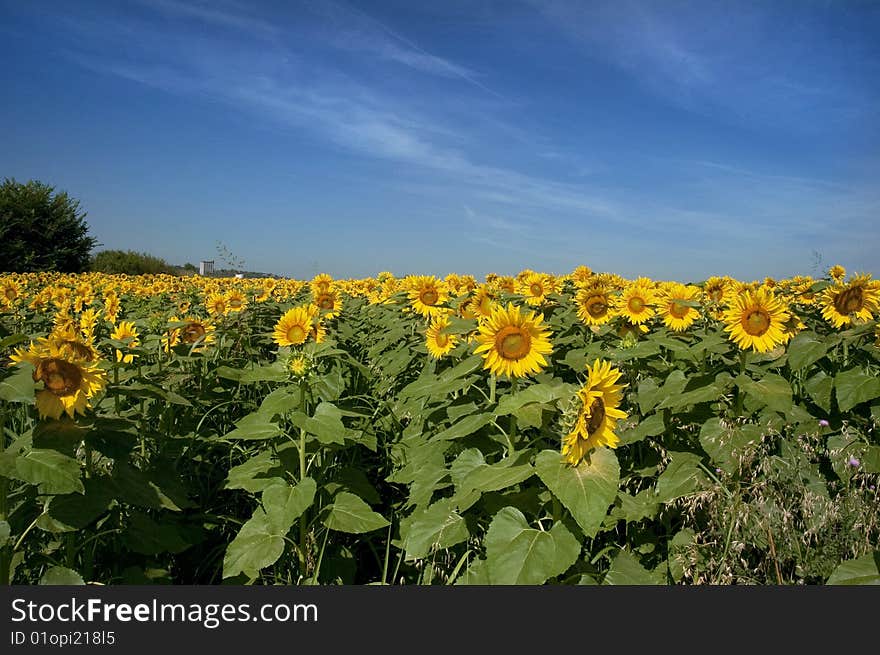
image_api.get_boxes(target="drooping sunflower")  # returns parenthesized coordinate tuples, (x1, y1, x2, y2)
(468, 285, 498, 320)
(103, 291, 120, 324)
(616, 279, 655, 324)
(657, 283, 701, 331)
(10, 340, 106, 420)
(165, 316, 216, 353)
(571, 265, 594, 287)
(561, 359, 627, 467)
(575, 286, 615, 326)
(819, 274, 880, 329)
(406, 276, 449, 318)
(110, 320, 140, 364)
(273, 306, 319, 347)
(226, 290, 248, 313)
(473, 303, 552, 379)
(425, 315, 458, 359)
(312, 289, 342, 319)
(722, 287, 789, 352)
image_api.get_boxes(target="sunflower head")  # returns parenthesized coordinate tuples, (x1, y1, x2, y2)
(273, 306, 320, 347)
(518, 273, 557, 306)
(561, 359, 627, 467)
(657, 283, 701, 332)
(473, 303, 552, 379)
(425, 315, 458, 359)
(820, 274, 879, 329)
(575, 285, 615, 326)
(406, 276, 449, 318)
(617, 280, 655, 324)
(722, 287, 789, 352)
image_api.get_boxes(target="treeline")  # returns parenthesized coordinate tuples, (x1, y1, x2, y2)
(90, 249, 196, 276)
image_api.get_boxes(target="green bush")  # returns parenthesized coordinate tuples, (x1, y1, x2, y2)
(91, 249, 173, 275)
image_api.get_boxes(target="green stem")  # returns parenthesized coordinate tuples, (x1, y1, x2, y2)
(734, 350, 747, 417)
(298, 381, 309, 576)
(508, 377, 519, 443)
(488, 374, 496, 404)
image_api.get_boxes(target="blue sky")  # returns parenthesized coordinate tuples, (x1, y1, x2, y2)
(1, 0, 878, 281)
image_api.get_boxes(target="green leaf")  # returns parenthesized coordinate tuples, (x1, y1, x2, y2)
(805, 371, 833, 413)
(400, 498, 469, 560)
(484, 507, 581, 585)
(619, 413, 665, 445)
(324, 492, 390, 534)
(736, 373, 793, 413)
(826, 552, 880, 585)
(16, 449, 83, 495)
(433, 413, 493, 441)
(534, 448, 619, 538)
(456, 456, 535, 495)
(221, 478, 316, 579)
(291, 402, 346, 444)
(0, 364, 34, 403)
(861, 446, 880, 474)
(603, 550, 664, 585)
(699, 419, 763, 474)
(223, 412, 282, 441)
(0, 520, 10, 545)
(222, 510, 284, 579)
(123, 512, 191, 555)
(263, 478, 317, 528)
(787, 332, 828, 371)
(495, 382, 574, 416)
(637, 377, 661, 415)
(39, 566, 85, 585)
(48, 478, 115, 529)
(655, 451, 706, 502)
(835, 368, 880, 413)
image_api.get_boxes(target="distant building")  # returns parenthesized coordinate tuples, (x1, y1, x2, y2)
(199, 260, 214, 276)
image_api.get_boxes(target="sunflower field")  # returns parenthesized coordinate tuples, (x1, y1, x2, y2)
(0, 266, 878, 586)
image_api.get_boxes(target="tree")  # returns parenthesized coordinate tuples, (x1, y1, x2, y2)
(0, 178, 98, 272)
(91, 249, 173, 275)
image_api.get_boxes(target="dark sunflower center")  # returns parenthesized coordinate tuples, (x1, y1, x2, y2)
(182, 323, 207, 343)
(420, 289, 439, 306)
(587, 296, 607, 318)
(318, 295, 335, 310)
(229, 297, 242, 308)
(4, 287, 16, 300)
(669, 301, 690, 319)
(530, 283, 544, 297)
(743, 309, 771, 336)
(834, 286, 864, 314)
(495, 325, 531, 360)
(585, 397, 606, 436)
(708, 287, 723, 302)
(627, 296, 645, 313)
(435, 332, 449, 347)
(35, 358, 82, 397)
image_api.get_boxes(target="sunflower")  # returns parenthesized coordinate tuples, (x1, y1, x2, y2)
(518, 273, 556, 306)
(657, 283, 701, 331)
(103, 291, 120, 324)
(561, 359, 627, 466)
(273, 306, 319, 347)
(473, 303, 552, 379)
(425, 315, 458, 359)
(468, 285, 498, 320)
(722, 287, 789, 352)
(406, 276, 449, 318)
(10, 339, 106, 420)
(205, 292, 228, 317)
(288, 354, 309, 377)
(575, 286, 615, 326)
(110, 320, 140, 364)
(616, 280, 655, 324)
(819, 274, 880, 329)
(571, 265, 594, 287)
(312, 289, 342, 319)
(829, 265, 846, 282)
(1, 278, 22, 308)
(165, 315, 216, 353)
(226, 290, 248, 313)
(311, 273, 335, 295)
